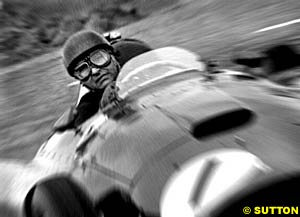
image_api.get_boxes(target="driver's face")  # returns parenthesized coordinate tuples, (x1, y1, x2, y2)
(74, 51, 120, 91)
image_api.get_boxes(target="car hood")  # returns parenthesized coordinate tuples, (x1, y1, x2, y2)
(82, 73, 255, 187)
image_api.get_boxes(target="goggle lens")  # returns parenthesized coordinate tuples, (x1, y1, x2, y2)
(74, 62, 90, 80)
(90, 50, 111, 66)
(72, 50, 111, 81)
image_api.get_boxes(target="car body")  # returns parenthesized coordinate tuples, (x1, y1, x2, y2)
(0, 46, 299, 217)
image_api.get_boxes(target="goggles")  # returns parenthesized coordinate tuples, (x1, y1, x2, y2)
(73, 49, 112, 81)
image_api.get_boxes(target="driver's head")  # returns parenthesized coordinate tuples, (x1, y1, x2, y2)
(62, 30, 120, 91)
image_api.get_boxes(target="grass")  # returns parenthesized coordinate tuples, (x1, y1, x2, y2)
(0, 0, 154, 67)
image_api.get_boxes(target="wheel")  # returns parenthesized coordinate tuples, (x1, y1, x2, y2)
(95, 188, 141, 217)
(25, 176, 97, 217)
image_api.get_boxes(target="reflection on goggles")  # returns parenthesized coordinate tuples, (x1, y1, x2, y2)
(73, 50, 111, 81)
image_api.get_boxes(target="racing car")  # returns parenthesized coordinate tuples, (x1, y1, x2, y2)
(0, 32, 300, 217)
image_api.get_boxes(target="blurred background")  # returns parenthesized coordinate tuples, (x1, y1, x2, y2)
(0, 0, 299, 161)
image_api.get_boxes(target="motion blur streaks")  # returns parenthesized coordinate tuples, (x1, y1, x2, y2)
(0, 0, 299, 161)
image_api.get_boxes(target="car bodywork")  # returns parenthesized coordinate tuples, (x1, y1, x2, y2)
(0, 47, 299, 217)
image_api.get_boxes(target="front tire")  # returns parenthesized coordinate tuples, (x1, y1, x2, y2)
(26, 176, 97, 217)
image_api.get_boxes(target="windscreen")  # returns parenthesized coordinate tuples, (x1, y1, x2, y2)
(116, 47, 204, 96)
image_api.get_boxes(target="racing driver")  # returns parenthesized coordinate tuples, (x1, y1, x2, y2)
(57, 30, 123, 131)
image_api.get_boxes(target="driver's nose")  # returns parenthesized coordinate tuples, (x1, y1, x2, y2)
(91, 67, 101, 76)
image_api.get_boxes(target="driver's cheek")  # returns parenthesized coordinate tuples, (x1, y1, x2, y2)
(105, 57, 119, 78)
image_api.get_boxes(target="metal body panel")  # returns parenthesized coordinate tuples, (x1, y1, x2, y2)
(213, 76, 300, 172)
(0, 46, 299, 216)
